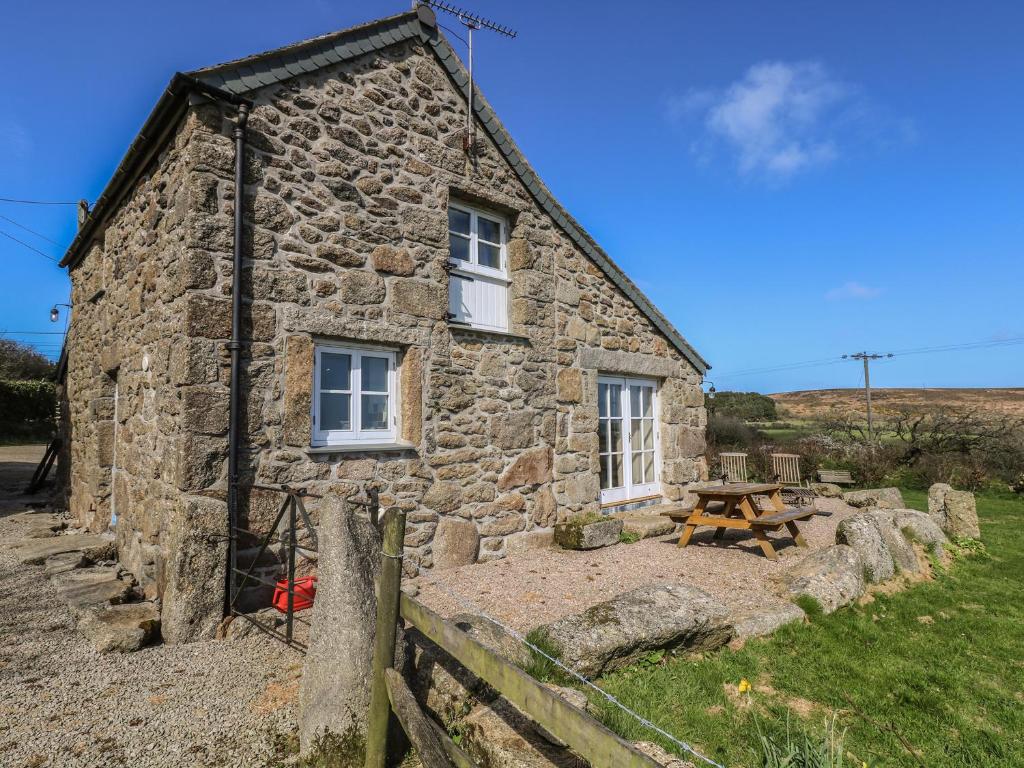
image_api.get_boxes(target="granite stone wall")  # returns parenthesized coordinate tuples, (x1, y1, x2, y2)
(66, 33, 706, 640)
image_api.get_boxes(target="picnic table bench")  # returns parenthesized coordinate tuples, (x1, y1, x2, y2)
(661, 483, 814, 561)
(817, 469, 855, 485)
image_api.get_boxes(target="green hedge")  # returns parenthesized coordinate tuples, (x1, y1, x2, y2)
(0, 379, 56, 443)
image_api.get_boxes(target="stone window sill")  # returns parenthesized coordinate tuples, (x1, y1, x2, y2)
(307, 441, 417, 455)
(447, 323, 530, 343)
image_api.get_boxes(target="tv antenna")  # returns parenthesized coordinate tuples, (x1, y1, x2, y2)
(416, 1, 518, 153)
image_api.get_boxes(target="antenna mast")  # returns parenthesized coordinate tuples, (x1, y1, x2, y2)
(417, 1, 517, 153)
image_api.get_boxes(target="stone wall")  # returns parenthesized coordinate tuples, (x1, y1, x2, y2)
(66, 32, 707, 639)
(66, 111, 231, 642)
(178, 37, 707, 575)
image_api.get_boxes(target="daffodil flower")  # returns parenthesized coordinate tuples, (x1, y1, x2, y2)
(738, 678, 751, 694)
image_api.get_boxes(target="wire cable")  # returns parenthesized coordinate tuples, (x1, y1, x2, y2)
(0, 214, 60, 245)
(0, 230, 58, 262)
(0, 196, 78, 206)
(421, 579, 725, 768)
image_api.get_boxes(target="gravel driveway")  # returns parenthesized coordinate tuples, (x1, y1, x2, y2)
(0, 503, 302, 767)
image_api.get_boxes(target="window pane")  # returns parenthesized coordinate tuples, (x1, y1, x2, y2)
(361, 394, 389, 430)
(600, 454, 610, 490)
(611, 452, 622, 488)
(448, 208, 470, 235)
(642, 387, 653, 417)
(598, 384, 609, 418)
(631, 451, 642, 485)
(320, 353, 351, 391)
(449, 233, 470, 261)
(478, 242, 501, 269)
(361, 356, 389, 392)
(320, 393, 351, 430)
(609, 419, 622, 453)
(477, 216, 501, 244)
(630, 386, 641, 419)
(644, 451, 655, 482)
(598, 421, 609, 455)
(631, 418, 642, 451)
(642, 419, 653, 447)
(608, 385, 622, 417)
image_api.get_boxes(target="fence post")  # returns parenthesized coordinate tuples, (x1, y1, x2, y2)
(364, 506, 407, 768)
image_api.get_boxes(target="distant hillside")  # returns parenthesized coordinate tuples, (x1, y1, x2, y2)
(769, 388, 1024, 420)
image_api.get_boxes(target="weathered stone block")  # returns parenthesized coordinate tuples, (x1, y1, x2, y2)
(371, 244, 416, 275)
(390, 279, 445, 319)
(490, 411, 535, 451)
(553, 517, 622, 550)
(842, 487, 905, 509)
(182, 386, 230, 435)
(340, 270, 386, 304)
(432, 517, 479, 569)
(283, 334, 313, 447)
(497, 447, 553, 490)
(781, 544, 865, 614)
(185, 293, 232, 339)
(927, 483, 980, 539)
(555, 368, 582, 403)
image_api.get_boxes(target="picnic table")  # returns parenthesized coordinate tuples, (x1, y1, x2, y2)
(661, 482, 814, 561)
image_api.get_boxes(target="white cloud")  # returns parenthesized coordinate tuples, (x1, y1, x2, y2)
(825, 281, 882, 301)
(671, 61, 864, 179)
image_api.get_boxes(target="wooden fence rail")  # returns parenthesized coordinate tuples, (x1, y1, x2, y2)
(364, 507, 663, 768)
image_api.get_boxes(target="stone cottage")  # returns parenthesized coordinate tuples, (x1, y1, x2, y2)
(58, 7, 710, 642)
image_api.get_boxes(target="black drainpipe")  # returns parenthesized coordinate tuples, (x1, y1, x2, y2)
(225, 102, 250, 617)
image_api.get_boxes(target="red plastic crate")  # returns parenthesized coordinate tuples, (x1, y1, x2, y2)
(272, 575, 317, 613)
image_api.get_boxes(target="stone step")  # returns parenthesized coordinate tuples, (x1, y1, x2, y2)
(51, 567, 135, 618)
(13, 533, 116, 565)
(78, 602, 161, 653)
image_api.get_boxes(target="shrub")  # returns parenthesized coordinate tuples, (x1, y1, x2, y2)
(0, 379, 56, 443)
(708, 414, 760, 451)
(707, 391, 778, 421)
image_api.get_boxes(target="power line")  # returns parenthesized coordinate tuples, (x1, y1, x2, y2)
(0, 230, 59, 262)
(0, 196, 78, 206)
(0, 330, 65, 335)
(0, 214, 60, 245)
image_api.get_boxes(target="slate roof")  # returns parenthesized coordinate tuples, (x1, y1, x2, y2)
(62, 8, 708, 372)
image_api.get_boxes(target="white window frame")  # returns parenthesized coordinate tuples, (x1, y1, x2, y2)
(447, 201, 510, 332)
(597, 376, 661, 505)
(311, 343, 398, 447)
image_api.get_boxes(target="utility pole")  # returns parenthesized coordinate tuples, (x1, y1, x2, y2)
(843, 351, 893, 441)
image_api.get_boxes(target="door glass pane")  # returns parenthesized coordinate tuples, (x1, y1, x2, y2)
(448, 208, 470, 235)
(449, 233, 470, 261)
(630, 386, 641, 419)
(642, 419, 653, 447)
(642, 387, 653, 417)
(631, 451, 642, 484)
(611, 452, 622, 488)
(600, 454, 610, 490)
(361, 356, 389, 392)
(598, 384, 609, 417)
(361, 394, 389, 430)
(631, 418, 643, 452)
(598, 420, 609, 455)
(644, 451, 655, 483)
(609, 419, 622, 454)
(478, 242, 501, 269)
(320, 353, 351, 391)
(320, 393, 351, 430)
(608, 385, 622, 417)
(477, 216, 501, 243)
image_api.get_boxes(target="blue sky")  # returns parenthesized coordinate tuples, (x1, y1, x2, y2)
(2, 0, 1022, 392)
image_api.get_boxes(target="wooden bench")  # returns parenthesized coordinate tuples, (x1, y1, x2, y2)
(817, 469, 854, 485)
(750, 507, 816, 527)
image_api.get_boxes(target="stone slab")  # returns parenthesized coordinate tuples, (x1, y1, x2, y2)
(13, 533, 116, 565)
(729, 602, 806, 639)
(553, 518, 623, 551)
(78, 602, 160, 653)
(538, 584, 733, 677)
(52, 567, 134, 618)
(505, 528, 555, 556)
(614, 513, 676, 539)
(44, 552, 89, 577)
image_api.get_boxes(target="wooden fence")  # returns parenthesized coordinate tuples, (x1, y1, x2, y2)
(364, 507, 663, 768)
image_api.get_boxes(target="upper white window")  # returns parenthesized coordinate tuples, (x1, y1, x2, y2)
(312, 344, 397, 446)
(598, 376, 660, 504)
(447, 202, 509, 332)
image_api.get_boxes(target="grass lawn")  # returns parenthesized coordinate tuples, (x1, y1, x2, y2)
(587, 489, 1024, 767)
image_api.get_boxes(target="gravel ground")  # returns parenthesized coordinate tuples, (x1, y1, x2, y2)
(0, 501, 303, 767)
(413, 498, 859, 633)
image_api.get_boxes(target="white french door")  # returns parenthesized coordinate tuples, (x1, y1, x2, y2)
(598, 376, 660, 504)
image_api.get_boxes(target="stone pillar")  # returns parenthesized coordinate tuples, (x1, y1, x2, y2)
(298, 493, 384, 753)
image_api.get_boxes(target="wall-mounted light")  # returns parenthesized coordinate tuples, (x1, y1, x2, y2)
(50, 303, 72, 323)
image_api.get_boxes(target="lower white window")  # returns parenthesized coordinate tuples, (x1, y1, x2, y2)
(598, 376, 660, 504)
(312, 344, 397, 446)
